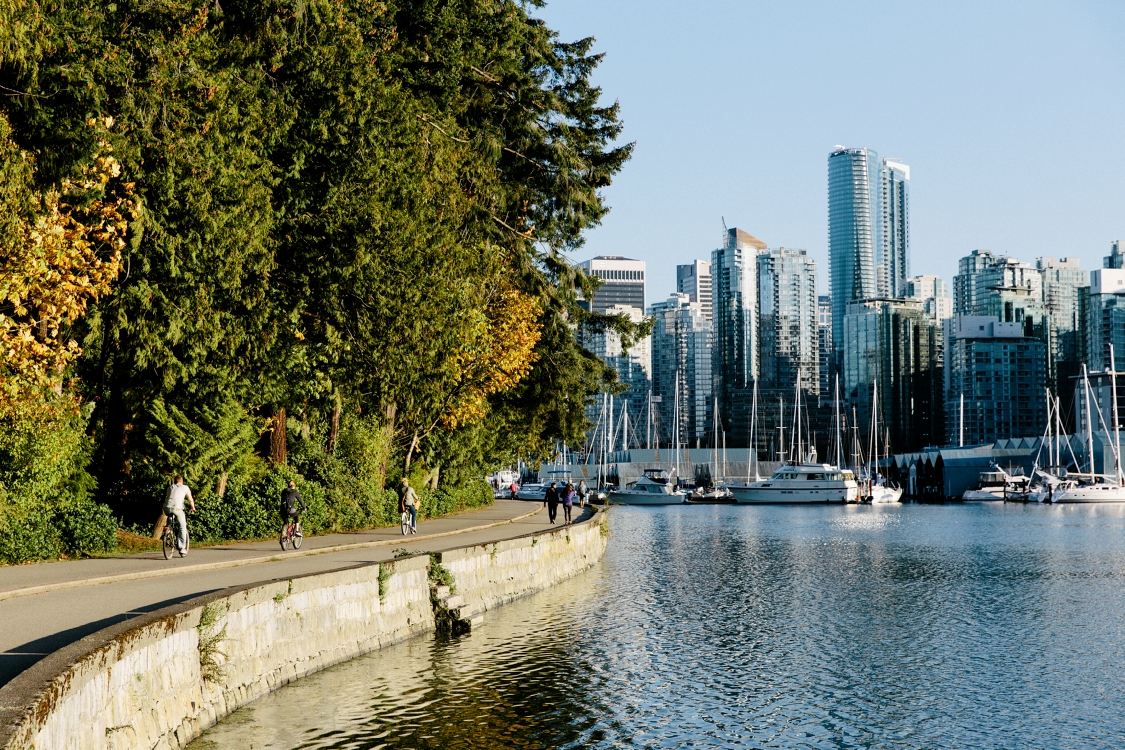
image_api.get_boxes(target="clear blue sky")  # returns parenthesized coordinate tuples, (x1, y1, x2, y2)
(536, 0, 1125, 303)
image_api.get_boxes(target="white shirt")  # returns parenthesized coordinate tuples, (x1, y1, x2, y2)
(165, 483, 193, 510)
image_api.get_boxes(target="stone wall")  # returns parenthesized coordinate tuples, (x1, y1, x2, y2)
(0, 510, 607, 750)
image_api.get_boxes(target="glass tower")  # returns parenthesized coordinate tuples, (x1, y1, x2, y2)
(757, 248, 819, 395)
(649, 293, 712, 449)
(828, 147, 879, 356)
(881, 159, 910, 298)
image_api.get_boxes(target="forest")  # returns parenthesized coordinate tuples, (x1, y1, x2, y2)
(0, 0, 642, 562)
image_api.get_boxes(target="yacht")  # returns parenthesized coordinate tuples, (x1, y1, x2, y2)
(1053, 360, 1125, 503)
(863, 375, 902, 504)
(609, 468, 688, 505)
(731, 462, 860, 504)
(962, 469, 1010, 501)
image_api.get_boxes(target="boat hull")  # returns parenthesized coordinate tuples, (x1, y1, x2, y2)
(730, 486, 851, 504)
(1051, 485, 1125, 503)
(962, 489, 1005, 501)
(870, 487, 902, 504)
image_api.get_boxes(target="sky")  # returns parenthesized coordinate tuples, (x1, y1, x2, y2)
(534, 0, 1125, 303)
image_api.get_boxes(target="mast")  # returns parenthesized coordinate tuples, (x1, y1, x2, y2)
(748, 380, 759, 482)
(1112, 345, 1122, 482)
(713, 395, 719, 484)
(959, 392, 964, 447)
(794, 372, 802, 463)
(870, 379, 879, 487)
(778, 395, 786, 463)
(1083, 364, 1094, 478)
(834, 375, 843, 468)
(1055, 393, 1061, 474)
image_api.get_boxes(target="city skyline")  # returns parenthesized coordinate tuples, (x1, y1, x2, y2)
(539, 1, 1125, 301)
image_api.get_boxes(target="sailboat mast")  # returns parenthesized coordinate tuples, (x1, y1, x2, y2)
(748, 380, 758, 482)
(1112, 345, 1122, 482)
(834, 375, 843, 468)
(779, 396, 786, 463)
(959, 392, 964, 447)
(1083, 364, 1094, 478)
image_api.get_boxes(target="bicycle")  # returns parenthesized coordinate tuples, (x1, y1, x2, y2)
(161, 512, 190, 560)
(401, 509, 414, 536)
(279, 518, 303, 550)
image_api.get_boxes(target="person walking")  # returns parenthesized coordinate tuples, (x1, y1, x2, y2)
(400, 478, 419, 533)
(510, 480, 520, 500)
(577, 479, 588, 509)
(163, 475, 195, 557)
(562, 482, 576, 525)
(544, 481, 560, 525)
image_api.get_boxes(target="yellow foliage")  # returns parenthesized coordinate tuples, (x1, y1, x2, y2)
(0, 118, 139, 402)
(443, 286, 542, 428)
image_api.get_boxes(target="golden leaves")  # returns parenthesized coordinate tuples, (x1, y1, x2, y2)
(0, 117, 139, 401)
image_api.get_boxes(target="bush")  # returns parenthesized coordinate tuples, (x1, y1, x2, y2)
(418, 480, 493, 520)
(190, 465, 328, 544)
(0, 497, 118, 564)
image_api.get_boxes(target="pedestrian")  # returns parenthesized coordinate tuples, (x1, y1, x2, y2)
(577, 479, 588, 508)
(544, 481, 560, 524)
(510, 480, 519, 500)
(163, 475, 195, 557)
(562, 482, 575, 525)
(400, 478, 419, 533)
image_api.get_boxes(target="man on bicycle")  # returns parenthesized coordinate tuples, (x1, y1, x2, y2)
(400, 478, 419, 533)
(280, 480, 307, 544)
(164, 476, 195, 557)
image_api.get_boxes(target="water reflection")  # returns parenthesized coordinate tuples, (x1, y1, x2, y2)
(193, 504, 1125, 749)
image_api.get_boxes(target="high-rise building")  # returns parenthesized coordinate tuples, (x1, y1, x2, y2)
(578, 303, 651, 409)
(843, 298, 944, 452)
(649, 293, 712, 449)
(817, 295, 833, 398)
(757, 248, 819, 395)
(828, 147, 880, 357)
(946, 316, 1046, 445)
(1104, 240, 1124, 269)
(676, 259, 713, 322)
(904, 275, 953, 321)
(1038, 256, 1088, 411)
(880, 159, 910, 298)
(578, 256, 646, 313)
(712, 227, 766, 445)
(1087, 260, 1125, 372)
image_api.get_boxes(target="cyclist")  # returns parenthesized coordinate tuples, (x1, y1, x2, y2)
(164, 475, 195, 557)
(280, 480, 307, 549)
(400, 478, 419, 534)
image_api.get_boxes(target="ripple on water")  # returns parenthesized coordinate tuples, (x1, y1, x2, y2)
(191, 503, 1125, 749)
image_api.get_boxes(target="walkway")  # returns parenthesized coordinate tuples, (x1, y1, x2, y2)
(0, 500, 589, 688)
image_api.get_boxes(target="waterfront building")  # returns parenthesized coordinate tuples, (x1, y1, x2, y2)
(578, 256, 646, 313)
(880, 159, 910, 298)
(1038, 256, 1088, 410)
(676, 259, 713, 322)
(579, 303, 651, 420)
(945, 315, 1046, 446)
(649, 293, 712, 449)
(817, 295, 832, 398)
(712, 227, 766, 445)
(843, 298, 944, 453)
(757, 248, 819, 396)
(904, 275, 953, 321)
(828, 147, 880, 359)
(1087, 263, 1125, 372)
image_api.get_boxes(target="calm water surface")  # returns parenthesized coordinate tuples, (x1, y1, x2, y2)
(191, 503, 1125, 749)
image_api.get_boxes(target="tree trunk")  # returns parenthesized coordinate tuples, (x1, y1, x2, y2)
(428, 465, 440, 490)
(152, 512, 167, 539)
(403, 429, 419, 474)
(379, 403, 396, 486)
(268, 408, 287, 464)
(216, 472, 228, 497)
(327, 394, 342, 455)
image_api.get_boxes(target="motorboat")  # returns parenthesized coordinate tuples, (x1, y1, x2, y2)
(1051, 479, 1125, 503)
(962, 470, 1011, 501)
(731, 462, 859, 504)
(609, 468, 687, 505)
(1052, 360, 1125, 503)
(870, 480, 903, 504)
(515, 483, 547, 501)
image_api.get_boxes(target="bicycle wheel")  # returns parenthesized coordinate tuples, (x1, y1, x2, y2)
(279, 524, 289, 551)
(401, 511, 411, 536)
(292, 522, 303, 549)
(162, 524, 174, 560)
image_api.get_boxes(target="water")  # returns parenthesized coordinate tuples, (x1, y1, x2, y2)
(191, 503, 1125, 749)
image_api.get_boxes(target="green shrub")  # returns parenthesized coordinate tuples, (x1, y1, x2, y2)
(190, 465, 328, 544)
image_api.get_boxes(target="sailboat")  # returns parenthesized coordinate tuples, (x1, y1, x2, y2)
(730, 371, 859, 504)
(1052, 358, 1125, 503)
(610, 382, 687, 505)
(867, 377, 902, 504)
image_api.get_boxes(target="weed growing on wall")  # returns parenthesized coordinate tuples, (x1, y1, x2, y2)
(378, 564, 392, 603)
(428, 553, 456, 594)
(197, 603, 228, 683)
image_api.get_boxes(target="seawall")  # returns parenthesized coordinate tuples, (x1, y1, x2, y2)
(0, 509, 608, 750)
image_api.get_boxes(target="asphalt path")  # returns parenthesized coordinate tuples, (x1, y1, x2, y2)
(0, 499, 581, 688)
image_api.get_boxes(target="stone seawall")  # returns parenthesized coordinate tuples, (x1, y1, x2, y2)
(0, 509, 608, 750)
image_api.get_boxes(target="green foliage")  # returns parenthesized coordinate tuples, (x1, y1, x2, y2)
(378, 564, 392, 603)
(428, 553, 456, 593)
(197, 602, 228, 683)
(190, 465, 328, 544)
(142, 397, 260, 487)
(417, 481, 493, 520)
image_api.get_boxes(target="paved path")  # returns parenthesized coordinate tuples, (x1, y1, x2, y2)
(0, 500, 589, 688)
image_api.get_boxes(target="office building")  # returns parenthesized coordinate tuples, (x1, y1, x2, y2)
(904, 275, 953, 321)
(828, 147, 880, 357)
(578, 303, 650, 404)
(1038, 256, 1088, 405)
(578, 256, 646, 313)
(676, 259, 713, 322)
(1087, 262, 1125, 372)
(649, 294, 712, 449)
(712, 227, 766, 445)
(757, 248, 819, 395)
(817, 295, 833, 398)
(843, 298, 944, 453)
(1104, 240, 1124, 269)
(945, 316, 1046, 445)
(880, 159, 910, 298)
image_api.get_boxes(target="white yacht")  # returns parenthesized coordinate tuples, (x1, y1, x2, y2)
(870, 481, 903, 504)
(731, 463, 860, 504)
(609, 468, 687, 505)
(961, 470, 1010, 501)
(1053, 360, 1125, 503)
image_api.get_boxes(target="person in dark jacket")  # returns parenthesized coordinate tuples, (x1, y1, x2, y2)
(544, 481, 560, 525)
(280, 481, 307, 550)
(562, 482, 576, 524)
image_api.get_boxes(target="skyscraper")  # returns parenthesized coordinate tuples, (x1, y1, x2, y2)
(577, 256, 646, 313)
(1038, 256, 1088, 408)
(817, 295, 833, 398)
(904, 275, 953, 321)
(676, 259, 713, 321)
(1087, 243, 1125, 371)
(757, 248, 819, 395)
(649, 293, 712, 449)
(828, 147, 880, 358)
(880, 159, 910, 298)
(712, 227, 766, 445)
